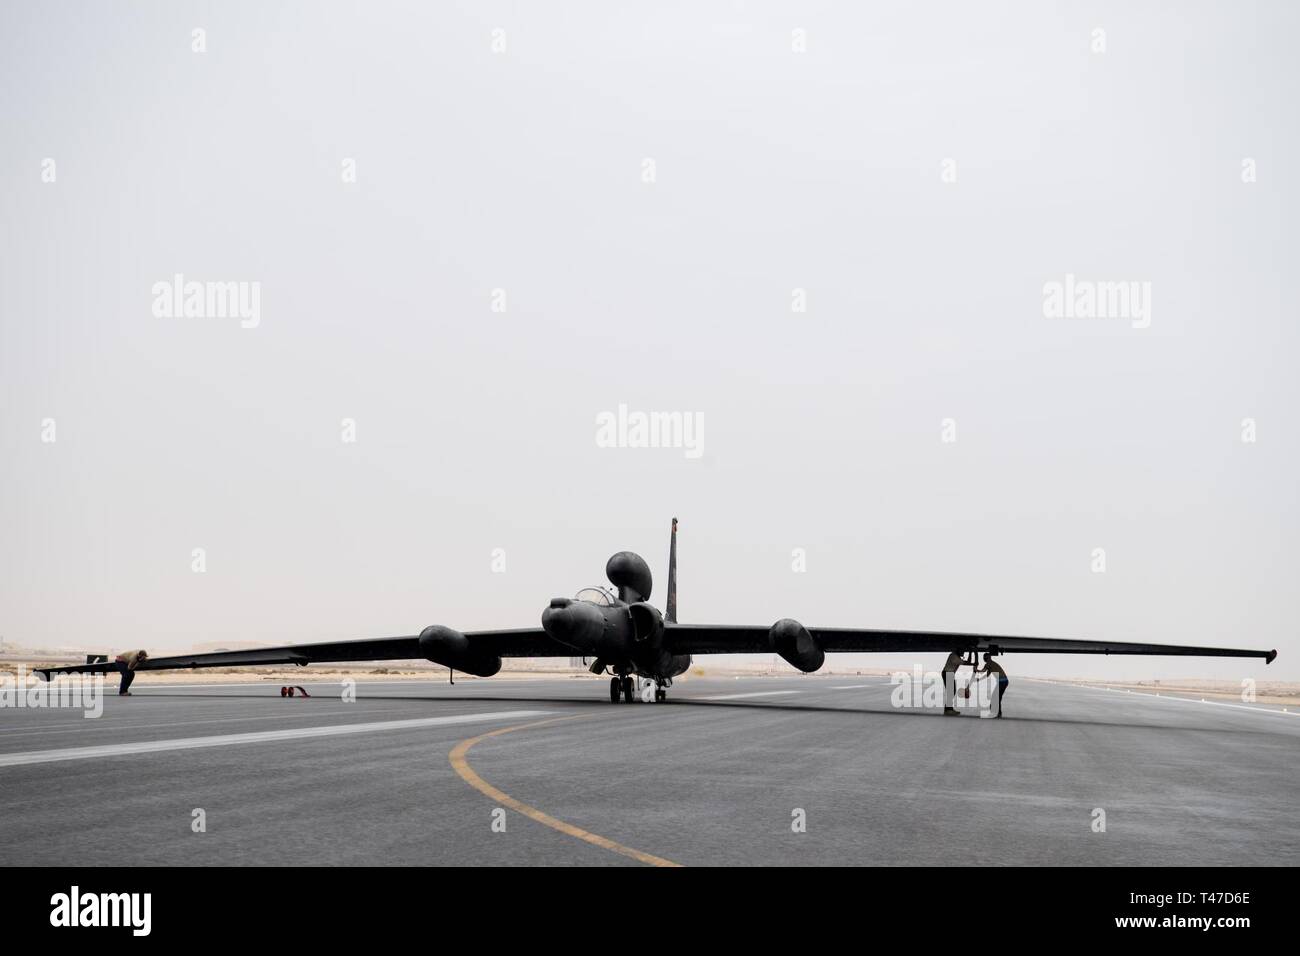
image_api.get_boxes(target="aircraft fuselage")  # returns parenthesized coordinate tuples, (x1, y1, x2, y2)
(541, 595, 691, 680)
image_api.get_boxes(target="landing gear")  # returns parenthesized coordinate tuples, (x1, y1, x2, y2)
(606, 674, 669, 703)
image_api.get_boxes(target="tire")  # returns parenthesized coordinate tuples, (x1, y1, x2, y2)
(622, 677, 634, 703)
(609, 677, 621, 703)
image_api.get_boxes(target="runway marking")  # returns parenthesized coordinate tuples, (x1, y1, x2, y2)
(0, 710, 547, 768)
(1089, 686, 1300, 719)
(830, 684, 878, 690)
(38, 678, 577, 692)
(695, 690, 801, 701)
(449, 717, 683, 868)
(0, 707, 407, 739)
(1030, 679, 1300, 720)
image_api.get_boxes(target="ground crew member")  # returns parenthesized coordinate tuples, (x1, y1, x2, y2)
(113, 649, 148, 696)
(941, 650, 967, 716)
(978, 652, 1009, 718)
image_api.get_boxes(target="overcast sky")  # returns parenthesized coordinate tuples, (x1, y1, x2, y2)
(1, 1, 1296, 681)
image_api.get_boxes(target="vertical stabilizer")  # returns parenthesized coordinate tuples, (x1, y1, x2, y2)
(666, 517, 678, 623)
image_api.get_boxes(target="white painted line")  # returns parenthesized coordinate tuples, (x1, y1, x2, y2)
(0, 710, 549, 768)
(830, 684, 878, 690)
(86, 681, 430, 691)
(1111, 690, 1300, 718)
(40, 680, 302, 691)
(1033, 679, 1300, 719)
(696, 691, 801, 701)
(103, 678, 576, 691)
(0, 707, 406, 739)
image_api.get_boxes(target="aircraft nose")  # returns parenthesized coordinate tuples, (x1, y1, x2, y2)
(541, 599, 601, 651)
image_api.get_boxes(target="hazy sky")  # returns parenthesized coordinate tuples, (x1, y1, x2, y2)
(2, 2, 1296, 681)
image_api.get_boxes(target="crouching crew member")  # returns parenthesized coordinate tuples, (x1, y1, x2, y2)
(114, 649, 148, 696)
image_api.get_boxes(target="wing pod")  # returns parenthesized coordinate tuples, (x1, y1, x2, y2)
(418, 625, 501, 677)
(768, 618, 825, 673)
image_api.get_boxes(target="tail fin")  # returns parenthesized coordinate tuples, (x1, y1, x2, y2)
(666, 518, 678, 623)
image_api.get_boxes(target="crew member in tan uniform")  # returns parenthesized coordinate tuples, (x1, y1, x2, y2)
(113, 649, 148, 696)
(942, 650, 968, 716)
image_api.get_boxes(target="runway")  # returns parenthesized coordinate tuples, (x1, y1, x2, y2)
(1, 675, 1297, 866)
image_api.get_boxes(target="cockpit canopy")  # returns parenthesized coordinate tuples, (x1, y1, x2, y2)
(574, 586, 617, 607)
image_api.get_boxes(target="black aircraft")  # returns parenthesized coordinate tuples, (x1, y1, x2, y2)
(37, 519, 1277, 702)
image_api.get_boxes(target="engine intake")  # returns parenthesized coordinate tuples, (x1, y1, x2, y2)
(768, 618, 824, 673)
(628, 602, 663, 644)
(418, 625, 501, 678)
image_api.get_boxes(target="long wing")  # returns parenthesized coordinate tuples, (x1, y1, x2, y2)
(34, 622, 1275, 681)
(666, 624, 1277, 662)
(34, 628, 560, 680)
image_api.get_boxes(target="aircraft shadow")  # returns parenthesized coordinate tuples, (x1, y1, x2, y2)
(123, 692, 1287, 735)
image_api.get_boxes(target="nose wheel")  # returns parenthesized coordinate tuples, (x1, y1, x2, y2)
(608, 675, 668, 703)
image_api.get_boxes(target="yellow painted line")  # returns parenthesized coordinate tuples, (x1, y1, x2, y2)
(449, 715, 683, 867)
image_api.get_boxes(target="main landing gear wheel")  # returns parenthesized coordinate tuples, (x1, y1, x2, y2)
(621, 676, 635, 703)
(609, 677, 621, 703)
(655, 686, 666, 702)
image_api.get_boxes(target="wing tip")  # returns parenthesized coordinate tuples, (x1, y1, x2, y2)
(1266, 648, 1277, 665)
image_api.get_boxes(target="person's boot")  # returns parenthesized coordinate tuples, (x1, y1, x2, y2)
(943, 707, 961, 716)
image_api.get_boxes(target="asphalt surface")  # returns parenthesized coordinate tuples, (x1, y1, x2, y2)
(1, 674, 1297, 866)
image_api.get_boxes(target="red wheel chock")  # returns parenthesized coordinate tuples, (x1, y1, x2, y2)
(280, 685, 311, 698)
